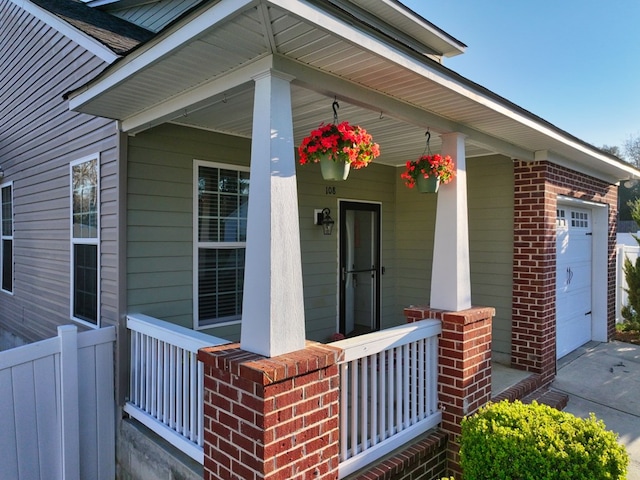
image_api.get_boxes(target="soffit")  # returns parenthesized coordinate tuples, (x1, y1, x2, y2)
(68, 1, 637, 180)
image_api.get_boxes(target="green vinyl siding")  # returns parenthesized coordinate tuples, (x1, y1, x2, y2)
(126, 124, 250, 336)
(127, 124, 513, 355)
(467, 155, 514, 358)
(127, 124, 399, 343)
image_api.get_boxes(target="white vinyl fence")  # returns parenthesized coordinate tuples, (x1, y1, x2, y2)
(617, 244, 640, 322)
(0, 325, 116, 480)
(331, 319, 442, 478)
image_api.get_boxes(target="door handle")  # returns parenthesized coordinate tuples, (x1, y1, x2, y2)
(566, 267, 573, 285)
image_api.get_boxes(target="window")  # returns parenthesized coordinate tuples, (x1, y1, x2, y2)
(194, 161, 249, 327)
(71, 156, 99, 326)
(1, 183, 13, 293)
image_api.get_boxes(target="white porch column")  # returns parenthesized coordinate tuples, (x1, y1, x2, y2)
(430, 132, 472, 311)
(240, 70, 306, 357)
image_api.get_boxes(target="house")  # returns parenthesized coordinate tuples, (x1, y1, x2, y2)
(1, 0, 637, 478)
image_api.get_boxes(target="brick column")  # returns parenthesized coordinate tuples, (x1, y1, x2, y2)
(404, 305, 494, 477)
(512, 161, 557, 382)
(198, 342, 342, 480)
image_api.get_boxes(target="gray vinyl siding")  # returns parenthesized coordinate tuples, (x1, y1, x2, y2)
(107, 0, 202, 32)
(0, 0, 119, 341)
(394, 155, 514, 358)
(127, 124, 399, 343)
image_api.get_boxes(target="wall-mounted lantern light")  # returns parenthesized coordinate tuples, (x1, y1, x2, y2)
(315, 208, 335, 236)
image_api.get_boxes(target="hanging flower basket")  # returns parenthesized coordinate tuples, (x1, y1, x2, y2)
(320, 154, 351, 181)
(416, 174, 439, 193)
(298, 121, 380, 181)
(400, 154, 455, 193)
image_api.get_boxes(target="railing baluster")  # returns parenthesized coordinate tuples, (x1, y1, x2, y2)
(395, 346, 402, 431)
(370, 353, 378, 447)
(144, 335, 151, 411)
(402, 344, 409, 429)
(379, 350, 386, 441)
(350, 360, 358, 458)
(418, 338, 425, 420)
(197, 360, 204, 446)
(189, 352, 197, 442)
(182, 350, 188, 436)
(410, 341, 417, 424)
(429, 336, 438, 413)
(170, 345, 177, 428)
(340, 363, 349, 461)
(162, 342, 169, 423)
(360, 356, 368, 453)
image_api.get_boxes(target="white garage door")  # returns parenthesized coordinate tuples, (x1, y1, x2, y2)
(556, 207, 592, 359)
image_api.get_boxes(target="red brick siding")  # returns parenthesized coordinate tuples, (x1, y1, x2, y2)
(512, 160, 618, 382)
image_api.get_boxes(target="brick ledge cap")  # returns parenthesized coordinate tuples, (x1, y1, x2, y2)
(198, 341, 343, 385)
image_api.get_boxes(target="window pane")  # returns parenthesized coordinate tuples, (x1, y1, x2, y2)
(2, 239, 12, 292)
(72, 160, 98, 239)
(198, 166, 249, 243)
(1, 186, 12, 237)
(196, 164, 249, 325)
(74, 244, 97, 324)
(198, 247, 245, 323)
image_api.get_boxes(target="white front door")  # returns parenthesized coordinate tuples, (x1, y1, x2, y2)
(556, 207, 593, 359)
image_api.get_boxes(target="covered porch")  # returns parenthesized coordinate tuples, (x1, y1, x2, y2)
(65, 1, 631, 478)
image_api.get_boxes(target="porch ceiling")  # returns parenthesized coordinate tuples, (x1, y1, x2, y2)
(68, 0, 638, 181)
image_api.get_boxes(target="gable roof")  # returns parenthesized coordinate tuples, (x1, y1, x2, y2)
(29, 0, 154, 55)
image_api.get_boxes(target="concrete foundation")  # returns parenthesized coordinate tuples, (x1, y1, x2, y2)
(117, 418, 203, 480)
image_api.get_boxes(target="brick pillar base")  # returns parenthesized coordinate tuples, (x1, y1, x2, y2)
(198, 342, 343, 480)
(404, 306, 494, 477)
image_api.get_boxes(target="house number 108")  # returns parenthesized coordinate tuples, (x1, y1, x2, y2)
(325, 186, 336, 195)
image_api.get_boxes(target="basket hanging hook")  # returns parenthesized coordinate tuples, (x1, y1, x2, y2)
(332, 97, 340, 124)
(422, 129, 431, 156)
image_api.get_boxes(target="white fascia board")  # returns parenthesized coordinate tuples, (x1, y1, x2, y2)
(269, 0, 633, 176)
(122, 55, 274, 133)
(68, 0, 257, 110)
(10, 0, 119, 63)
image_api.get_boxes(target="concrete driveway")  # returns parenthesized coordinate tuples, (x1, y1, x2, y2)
(552, 341, 640, 479)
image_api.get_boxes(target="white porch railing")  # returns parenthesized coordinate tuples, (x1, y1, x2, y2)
(125, 314, 229, 463)
(331, 319, 442, 478)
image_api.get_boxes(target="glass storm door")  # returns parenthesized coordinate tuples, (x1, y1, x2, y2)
(339, 201, 381, 336)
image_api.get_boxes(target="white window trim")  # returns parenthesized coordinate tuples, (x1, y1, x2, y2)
(193, 159, 249, 330)
(70, 154, 100, 328)
(1, 181, 14, 295)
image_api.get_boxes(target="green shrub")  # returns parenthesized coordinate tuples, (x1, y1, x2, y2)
(460, 400, 628, 480)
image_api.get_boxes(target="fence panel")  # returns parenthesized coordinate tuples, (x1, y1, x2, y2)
(617, 244, 640, 322)
(0, 325, 116, 480)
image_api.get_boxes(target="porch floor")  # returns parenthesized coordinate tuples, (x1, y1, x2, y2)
(492, 362, 531, 398)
